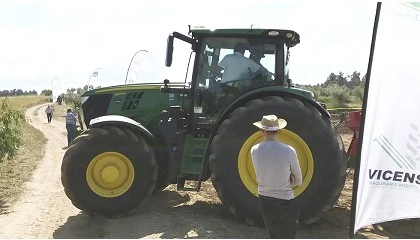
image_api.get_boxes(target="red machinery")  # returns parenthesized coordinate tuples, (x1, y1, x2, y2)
(343, 110, 362, 158)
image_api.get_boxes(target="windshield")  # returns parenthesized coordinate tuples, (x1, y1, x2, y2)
(194, 37, 285, 122)
(196, 37, 277, 89)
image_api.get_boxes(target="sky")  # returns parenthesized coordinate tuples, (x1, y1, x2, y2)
(0, 0, 378, 95)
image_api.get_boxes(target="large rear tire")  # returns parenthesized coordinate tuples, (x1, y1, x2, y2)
(209, 96, 346, 226)
(61, 125, 157, 218)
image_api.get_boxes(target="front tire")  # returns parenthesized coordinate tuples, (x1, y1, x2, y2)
(209, 96, 346, 226)
(61, 125, 157, 218)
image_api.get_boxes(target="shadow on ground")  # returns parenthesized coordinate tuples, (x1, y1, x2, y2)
(53, 190, 265, 239)
(0, 200, 7, 215)
(53, 189, 419, 239)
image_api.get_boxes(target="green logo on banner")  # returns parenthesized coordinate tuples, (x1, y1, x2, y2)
(402, 2, 420, 11)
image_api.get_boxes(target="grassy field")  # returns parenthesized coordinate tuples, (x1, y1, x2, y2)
(0, 95, 48, 214)
(0, 95, 50, 109)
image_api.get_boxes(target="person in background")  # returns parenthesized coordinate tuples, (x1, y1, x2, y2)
(251, 114, 302, 239)
(57, 95, 62, 105)
(249, 48, 265, 66)
(45, 105, 53, 123)
(65, 108, 77, 147)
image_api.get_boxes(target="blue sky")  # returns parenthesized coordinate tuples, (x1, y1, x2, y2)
(0, 0, 377, 94)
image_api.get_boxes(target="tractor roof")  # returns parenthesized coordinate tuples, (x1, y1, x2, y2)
(189, 27, 300, 47)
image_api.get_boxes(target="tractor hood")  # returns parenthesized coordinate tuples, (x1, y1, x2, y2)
(80, 82, 190, 129)
(81, 82, 188, 97)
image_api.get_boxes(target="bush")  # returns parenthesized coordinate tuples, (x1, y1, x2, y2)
(353, 85, 365, 101)
(0, 98, 26, 161)
(328, 84, 351, 107)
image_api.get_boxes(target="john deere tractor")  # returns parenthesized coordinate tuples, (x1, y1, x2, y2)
(61, 26, 346, 226)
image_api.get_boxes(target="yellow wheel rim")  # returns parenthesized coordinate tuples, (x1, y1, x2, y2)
(86, 152, 135, 198)
(238, 130, 314, 197)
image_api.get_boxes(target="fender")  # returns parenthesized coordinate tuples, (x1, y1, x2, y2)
(217, 86, 330, 127)
(89, 115, 155, 142)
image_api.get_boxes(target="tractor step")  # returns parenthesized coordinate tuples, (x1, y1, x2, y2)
(176, 178, 202, 192)
(179, 135, 208, 176)
(176, 135, 208, 192)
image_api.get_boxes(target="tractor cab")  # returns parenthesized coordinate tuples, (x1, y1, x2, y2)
(163, 27, 309, 128)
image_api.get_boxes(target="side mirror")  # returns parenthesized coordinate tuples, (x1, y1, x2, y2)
(166, 35, 174, 67)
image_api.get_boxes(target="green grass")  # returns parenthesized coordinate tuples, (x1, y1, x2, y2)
(0, 95, 50, 109)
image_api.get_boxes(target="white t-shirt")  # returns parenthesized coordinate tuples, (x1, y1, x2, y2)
(251, 140, 302, 200)
(218, 52, 261, 83)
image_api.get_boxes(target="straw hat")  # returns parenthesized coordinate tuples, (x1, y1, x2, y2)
(253, 115, 287, 131)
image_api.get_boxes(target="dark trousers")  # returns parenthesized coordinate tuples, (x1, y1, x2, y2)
(66, 124, 75, 146)
(259, 195, 299, 239)
(46, 113, 52, 123)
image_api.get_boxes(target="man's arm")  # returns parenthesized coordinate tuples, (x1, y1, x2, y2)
(289, 147, 302, 186)
(211, 65, 223, 78)
(211, 55, 228, 78)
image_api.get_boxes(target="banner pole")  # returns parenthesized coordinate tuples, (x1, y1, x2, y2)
(349, 2, 382, 238)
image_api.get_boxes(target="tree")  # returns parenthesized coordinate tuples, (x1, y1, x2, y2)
(348, 71, 361, 89)
(41, 89, 52, 96)
(361, 73, 367, 84)
(65, 87, 85, 109)
(0, 90, 10, 96)
(336, 72, 348, 87)
(323, 73, 338, 87)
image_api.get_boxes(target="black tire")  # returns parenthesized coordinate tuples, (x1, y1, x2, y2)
(209, 96, 347, 226)
(61, 125, 158, 218)
(153, 158, 169, 193)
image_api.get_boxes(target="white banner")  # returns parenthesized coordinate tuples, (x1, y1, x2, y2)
(354, 2, 420, 233)
(126, 50, 149, 84)
(52, 74, 64, 102)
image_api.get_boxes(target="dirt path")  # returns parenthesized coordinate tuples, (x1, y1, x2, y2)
(0, 104, 418, 238)
(0, 104, 81, 238)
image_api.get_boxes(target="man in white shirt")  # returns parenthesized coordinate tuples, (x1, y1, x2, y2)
(251, 115, 302, 239)
(45, 105, 53, 123)
(216, 43, 263, 85)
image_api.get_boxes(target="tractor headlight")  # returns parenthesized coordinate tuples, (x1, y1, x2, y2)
(81, 96, 89, 105)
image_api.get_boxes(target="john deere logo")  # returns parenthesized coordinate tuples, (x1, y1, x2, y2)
(402, 2, 420, 11)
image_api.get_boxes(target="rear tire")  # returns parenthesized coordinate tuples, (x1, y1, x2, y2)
(61, 125, 157, 218)
(209, 96, 346, 226)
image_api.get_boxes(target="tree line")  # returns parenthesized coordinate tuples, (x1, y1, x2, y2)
(0, 89, 38, 96)
(0, 89, 56, 97)
(297, 71, 366, 108)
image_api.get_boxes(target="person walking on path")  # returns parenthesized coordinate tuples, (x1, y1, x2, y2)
(250, 115, 302, 239)
(45, 105, 53, 123)
(65, 108, 77, 147)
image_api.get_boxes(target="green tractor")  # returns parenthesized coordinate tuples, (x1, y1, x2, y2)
(61, 26, 347, 225)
